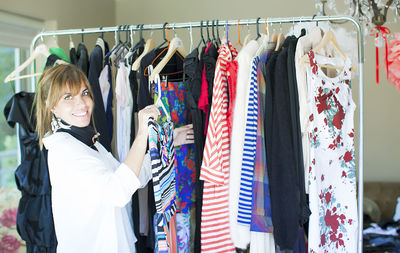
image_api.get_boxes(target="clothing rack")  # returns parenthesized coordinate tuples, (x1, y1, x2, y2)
(30, 15, 365, 252)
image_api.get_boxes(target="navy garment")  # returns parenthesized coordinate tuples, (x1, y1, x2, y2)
(88, 45, 111, 151)
(3, 92, 57, 253)
(286, 35, 310, 226)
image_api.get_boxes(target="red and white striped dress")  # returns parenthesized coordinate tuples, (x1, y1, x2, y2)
(200, 41, 238, 253)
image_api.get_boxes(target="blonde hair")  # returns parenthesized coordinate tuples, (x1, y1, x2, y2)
(35, 64, 94, 148)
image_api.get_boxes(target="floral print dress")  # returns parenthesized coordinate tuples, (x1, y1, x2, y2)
(306, 51, 358, 252)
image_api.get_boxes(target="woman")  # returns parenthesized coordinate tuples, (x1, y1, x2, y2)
(35, 64, 193, 253)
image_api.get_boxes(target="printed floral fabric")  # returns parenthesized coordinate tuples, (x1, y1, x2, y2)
(155, 81, 196, 214)
(306, 51, 358, 253)
(176, 212, 190, 253)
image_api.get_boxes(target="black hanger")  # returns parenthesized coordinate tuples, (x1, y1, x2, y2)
(206, 20, 211, 43)
(81, 28, 84, 43)
(216, 20, 221, 45)
(196, 20, 205, 49)
(99, 26, 104, 39)
(128, 24, 146, 63)
(114, 25, 132, 67)
(256, 17, 261, 39)
(156, 22, 169, 50)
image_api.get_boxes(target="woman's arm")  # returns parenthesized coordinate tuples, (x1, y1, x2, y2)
(123, 105, 159, 177)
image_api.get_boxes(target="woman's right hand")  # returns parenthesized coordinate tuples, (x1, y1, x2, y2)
(137, 105, 160, 137)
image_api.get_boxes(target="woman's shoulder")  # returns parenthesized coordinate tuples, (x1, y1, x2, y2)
(43, 132, 87, 153)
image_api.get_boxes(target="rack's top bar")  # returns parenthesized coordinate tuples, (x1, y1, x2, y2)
(33, 16, 358, 37)
(31, 15, 363, 63)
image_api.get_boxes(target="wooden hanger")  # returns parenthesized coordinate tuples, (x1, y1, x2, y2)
(132, 38, 155, 71)
(149, 36, 186, 82)
(300, 30, 348, 70)
(4, 43, 50, 83)
(274, 33, 285, 51)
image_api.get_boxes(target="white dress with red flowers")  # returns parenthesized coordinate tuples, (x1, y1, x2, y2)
(306, 51, 358, 253)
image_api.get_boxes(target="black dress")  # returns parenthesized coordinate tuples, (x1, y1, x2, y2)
(3, 92, 57, 253)
(183, 47, 206, 253)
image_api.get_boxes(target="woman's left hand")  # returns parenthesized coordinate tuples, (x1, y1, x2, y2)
(174, 124, 194, 146)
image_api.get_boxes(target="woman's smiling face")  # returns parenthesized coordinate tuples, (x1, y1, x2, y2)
(52, 82, 93, 127)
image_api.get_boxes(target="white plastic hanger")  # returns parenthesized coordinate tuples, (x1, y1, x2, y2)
(300, 30, 348, 70)
(4, 43, 51, 83)
(148, 65, 171, 121)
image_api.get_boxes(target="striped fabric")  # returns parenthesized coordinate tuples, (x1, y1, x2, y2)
(250, 53, 274, 232)
(237, 56, 260, 225)
(200, 41, 238, 253)
(148, 118, 177, 252)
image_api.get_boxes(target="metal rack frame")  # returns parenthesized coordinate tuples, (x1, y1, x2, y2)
(30, 15, 365, 252)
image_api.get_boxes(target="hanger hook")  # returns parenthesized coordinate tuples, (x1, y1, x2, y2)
(173, 23, 177, 38)
(216, 20, 221, 44)
(237, 19, 241, 45)
(211, 20, 216, 42)
(165, 23, 170, 44)
(81, 28, 84, 43)
(189, 22, 193, 52)
(225, 20, 229, 43)
(125, 25, 129, 43)
(206, 20, 210, 42)
(118, 25, 122, 43)
(99, 26, 104, 39)
(256, 17, 261, 39)
(279, 21, 282, 33)
(265, 18, 268, 35)
(130, 26, 133, 45)
(162, 22, 168, 42)
(200, 20, 205, 44)
(149, 24, 154, 38)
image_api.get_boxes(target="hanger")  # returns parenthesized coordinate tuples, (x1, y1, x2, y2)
(156, 22, 169, 50)
(211, 20, 217, 48)
(300, 29, 348, 70)
(154, 75, 171, 121)
(4, 43, 51, 83)
(255, 18, 269, 57)
(132, 25, 155, 71)
(114, 25, 132, 67)
(189, 23, 194, 52)
(274, 21, 284, 51)
(234, 19, 242, 48)
(96, 26, 106, 58)
(123, 26, 135, 67)
(149, 24, 186, 82)
(216, 20, 221, 46)
(196, 20, 206, 49)
(69, 35, 75, 50)
(143, 23, 185, 78)
(205, 20, 211, 44)
(256, 17, 261, 40)
(243, 19, 253, 46)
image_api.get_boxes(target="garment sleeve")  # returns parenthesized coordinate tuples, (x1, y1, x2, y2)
(48, 147, 141, 208)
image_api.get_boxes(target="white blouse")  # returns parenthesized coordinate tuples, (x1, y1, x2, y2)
(43, 132, 150, 253)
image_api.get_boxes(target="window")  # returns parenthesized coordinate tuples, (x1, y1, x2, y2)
(0, 11, 43, 252)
